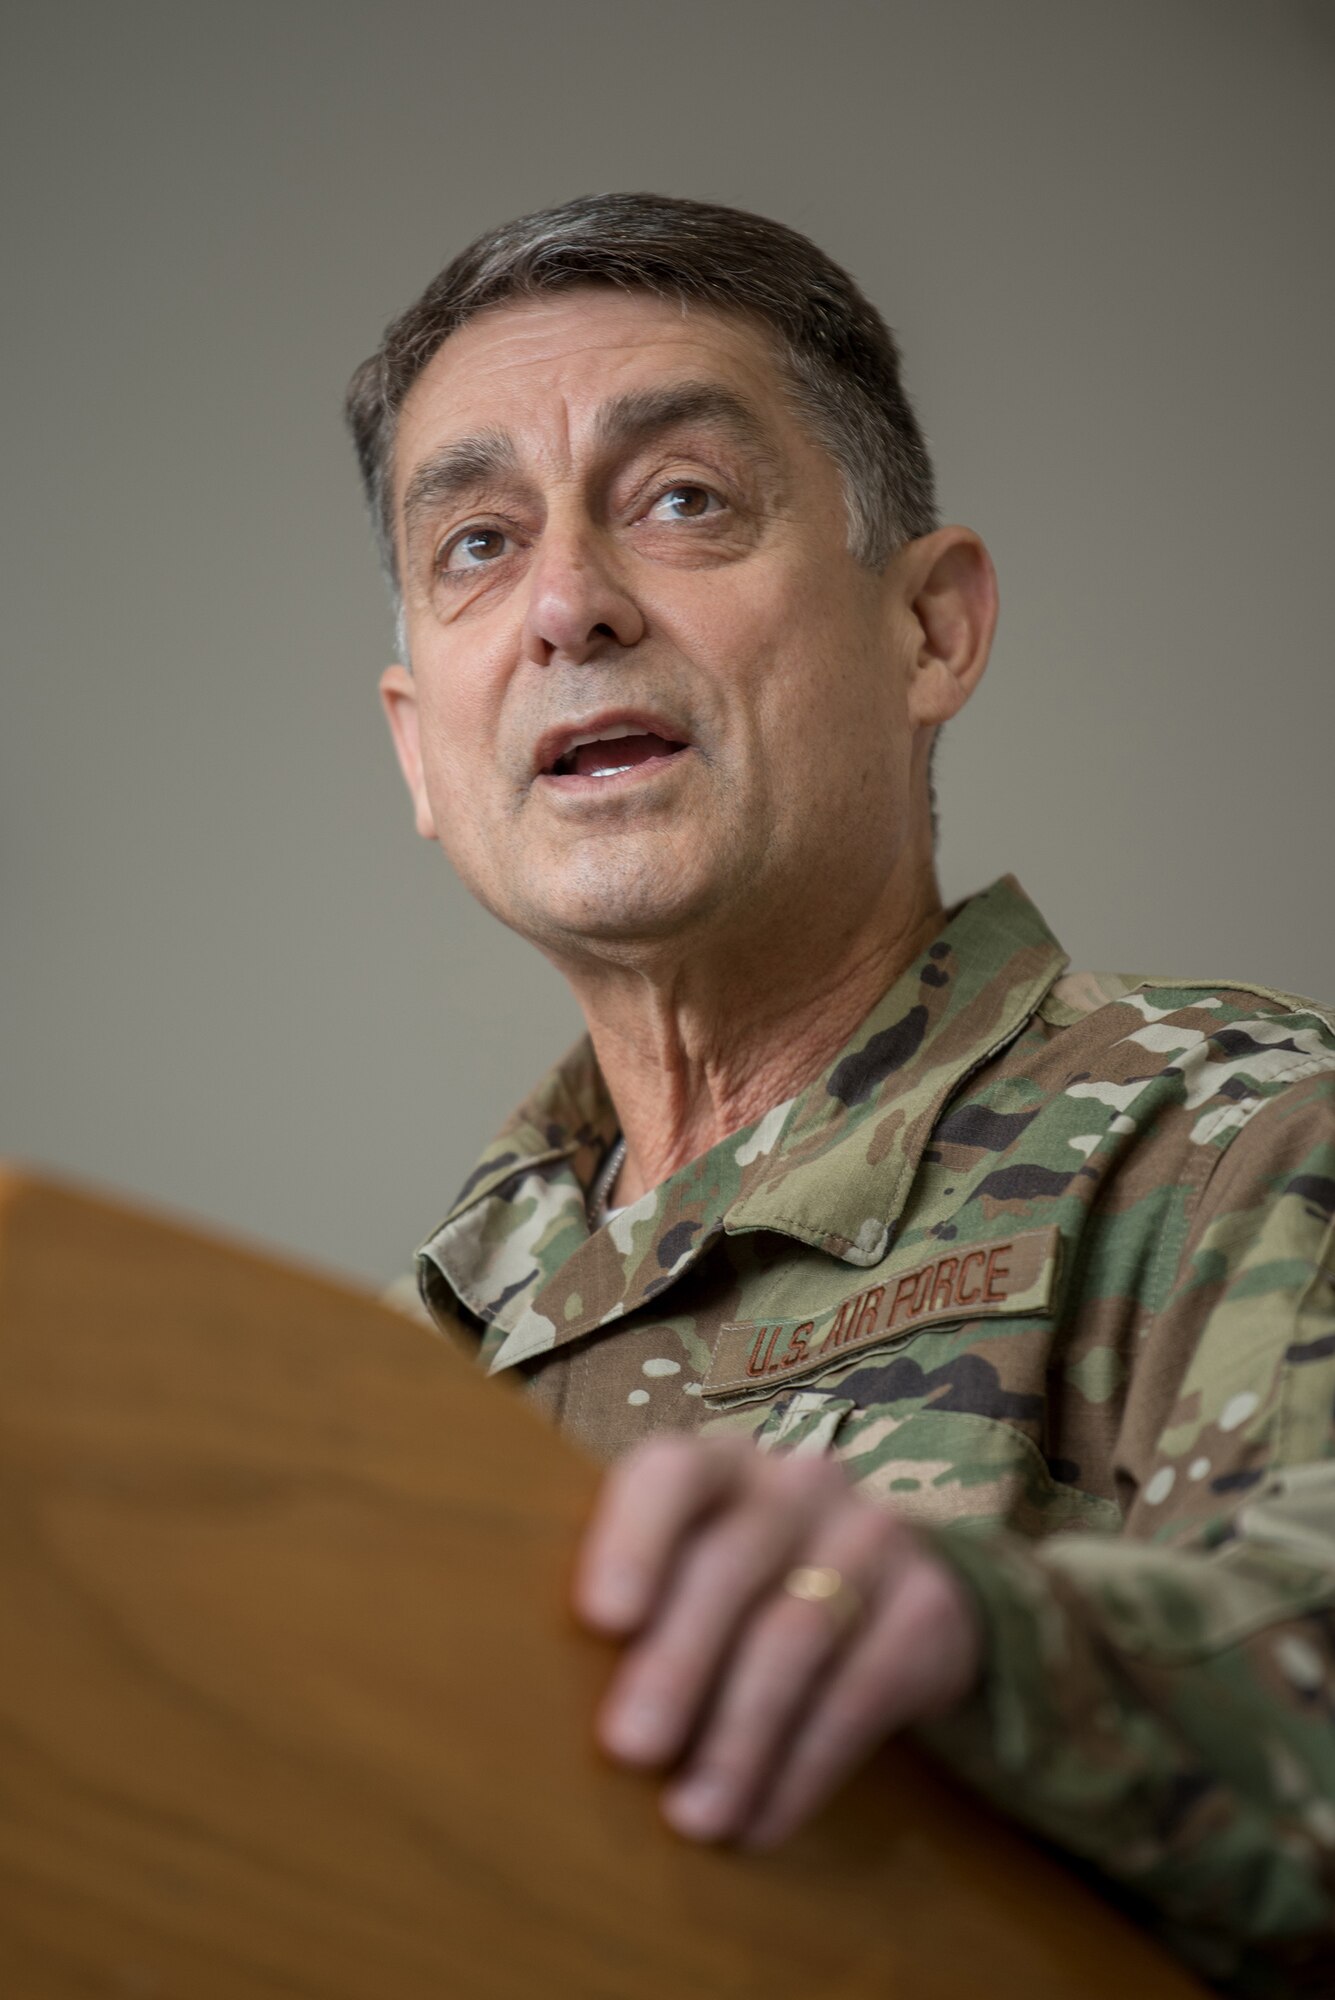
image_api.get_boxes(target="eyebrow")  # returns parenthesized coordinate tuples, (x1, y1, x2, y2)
(592, 381, 780, 469)
(399, 381, 781, 541)
(401, 429, 520, 539)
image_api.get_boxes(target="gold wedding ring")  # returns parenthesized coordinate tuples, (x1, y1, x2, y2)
(782, 1564, 864, 1637)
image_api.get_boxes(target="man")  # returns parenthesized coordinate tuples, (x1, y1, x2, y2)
(346, 193, 1335, 1993)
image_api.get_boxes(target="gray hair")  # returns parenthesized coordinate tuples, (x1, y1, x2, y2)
(344, 192, 939, 651)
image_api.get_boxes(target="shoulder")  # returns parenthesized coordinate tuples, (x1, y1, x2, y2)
(943, 964, 1335, 1239)
(1033, 966, 1335, 1111)
(998, 970, 1335, 1245)
(1039, 964, 1334, 1038)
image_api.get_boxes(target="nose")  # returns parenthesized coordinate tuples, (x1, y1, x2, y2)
(520, 520, 645, 668)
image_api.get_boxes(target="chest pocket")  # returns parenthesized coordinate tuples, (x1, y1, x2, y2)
(836, 1405, 1122, 1537)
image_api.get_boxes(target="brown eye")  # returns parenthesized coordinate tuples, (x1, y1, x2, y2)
(442, 526, 512, 572)
(649, 484, 722, 523)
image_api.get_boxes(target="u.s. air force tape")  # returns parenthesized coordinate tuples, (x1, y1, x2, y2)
(703, 1225, 1061, 1399)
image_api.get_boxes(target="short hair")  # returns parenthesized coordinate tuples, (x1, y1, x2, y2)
(344, 191, 939, 616)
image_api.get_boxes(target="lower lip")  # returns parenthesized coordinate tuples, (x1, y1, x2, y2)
(533, 746, 694, 798)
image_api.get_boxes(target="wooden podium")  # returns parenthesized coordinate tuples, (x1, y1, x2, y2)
(0, 1171, 1204, 1998)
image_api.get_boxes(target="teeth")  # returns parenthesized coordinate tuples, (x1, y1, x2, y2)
(549, 719, 683, 778)
(553, 753, 634, 777)
(566, 723, 643, 753)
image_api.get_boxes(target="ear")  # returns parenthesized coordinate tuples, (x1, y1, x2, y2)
(378, 663, 439, 841)
(897, 527, 998, 729)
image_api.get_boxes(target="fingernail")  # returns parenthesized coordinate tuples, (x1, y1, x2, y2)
(664, 1773, 733, 1840)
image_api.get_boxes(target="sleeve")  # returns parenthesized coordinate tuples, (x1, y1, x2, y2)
(919, 1070, 1335, 1995)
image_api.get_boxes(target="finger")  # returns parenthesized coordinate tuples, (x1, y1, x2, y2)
(660, 1501, 910, 1840)
(574, 1434, 751, 1633)
(739, 1554, 980, 1850)
(598, 1456, 851, 1767)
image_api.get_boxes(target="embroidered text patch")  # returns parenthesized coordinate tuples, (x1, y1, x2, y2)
(703, 1225, 1060, 1399)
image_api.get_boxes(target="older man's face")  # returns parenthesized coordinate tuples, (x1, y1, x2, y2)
(385, 287, 921, 966)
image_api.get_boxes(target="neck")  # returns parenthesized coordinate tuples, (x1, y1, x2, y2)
(561, 866, 946, 1208)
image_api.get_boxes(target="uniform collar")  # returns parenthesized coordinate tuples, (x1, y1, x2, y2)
(433, 1031, 614, 1223)
(722, 874, 1066, 1262)
(418, 877, 1067, 1372)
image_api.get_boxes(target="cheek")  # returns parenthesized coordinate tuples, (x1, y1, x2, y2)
(666, 562, 819, 708)
(741, 573, 893, 757)
(416, 649, 497, 780)
(410, 666, 508, 874)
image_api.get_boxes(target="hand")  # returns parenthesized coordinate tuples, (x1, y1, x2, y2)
(573, 1434, 982, 1848)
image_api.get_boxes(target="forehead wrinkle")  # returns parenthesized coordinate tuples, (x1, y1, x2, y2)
(592, 381, 783, 477)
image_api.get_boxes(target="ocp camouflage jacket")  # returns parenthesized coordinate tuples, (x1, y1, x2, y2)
(416, 876, 1335, 1995)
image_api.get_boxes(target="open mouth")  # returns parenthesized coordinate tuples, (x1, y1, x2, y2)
(539, 719, 691, 782)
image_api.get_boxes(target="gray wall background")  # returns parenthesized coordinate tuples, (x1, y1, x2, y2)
(4, 0, 1332, 1287)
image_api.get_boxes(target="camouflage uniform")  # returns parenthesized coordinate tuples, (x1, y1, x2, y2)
(415, 876, 1335, 1995)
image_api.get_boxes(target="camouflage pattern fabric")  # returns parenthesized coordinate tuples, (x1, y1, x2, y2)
(415, 876, 1335, 1995)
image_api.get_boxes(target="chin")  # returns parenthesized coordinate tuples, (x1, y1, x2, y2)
(507, 854, 731, 957)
